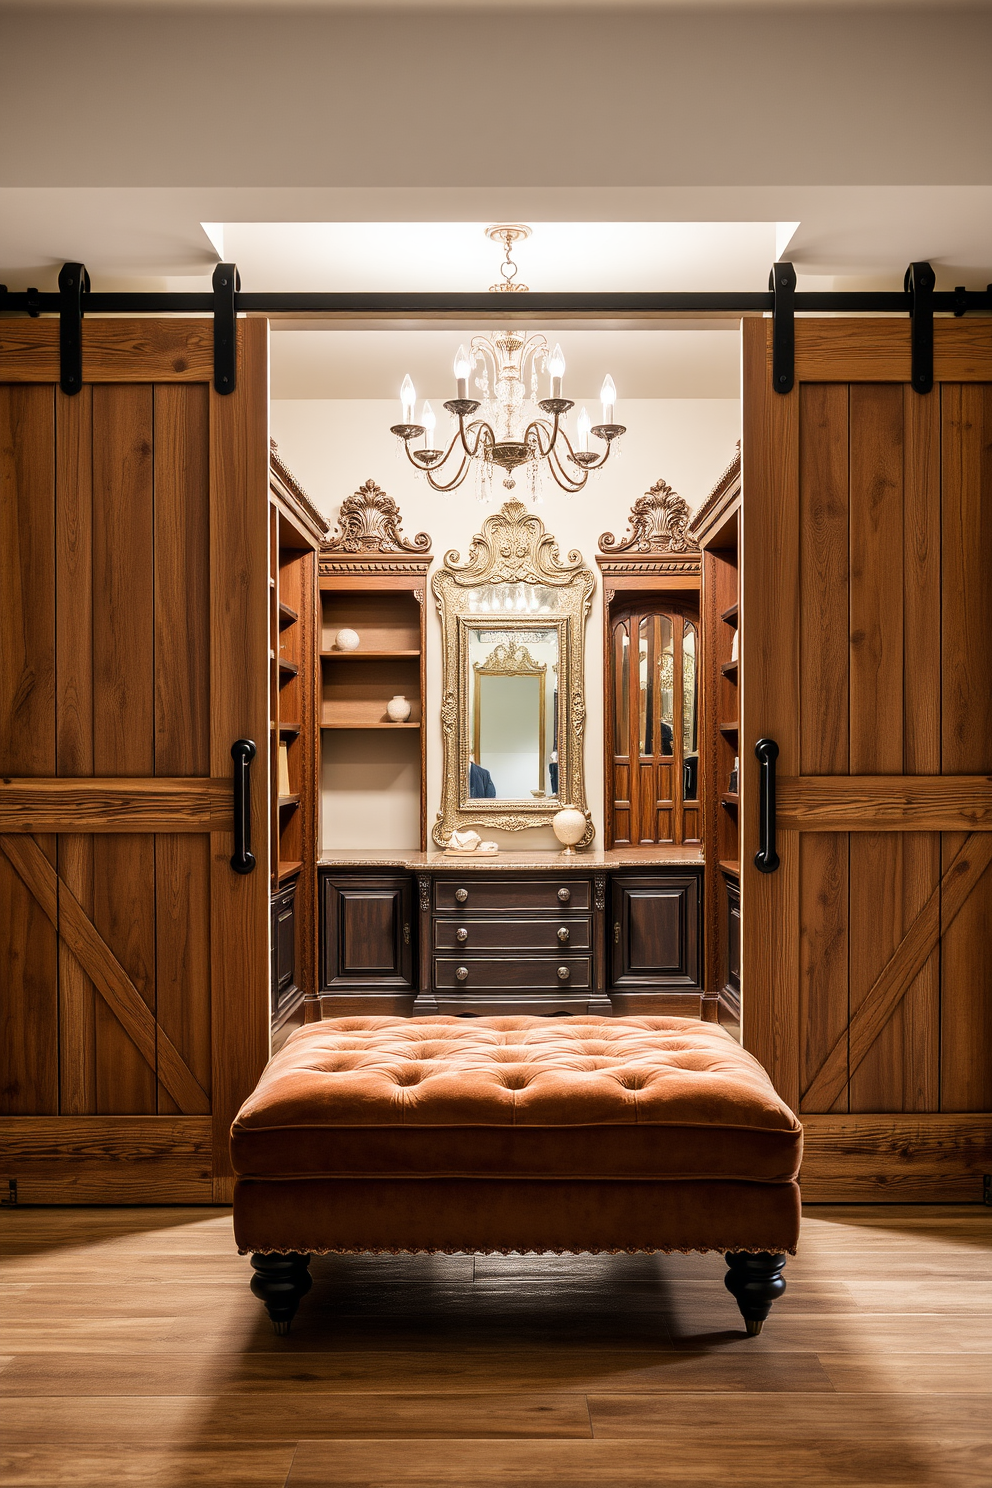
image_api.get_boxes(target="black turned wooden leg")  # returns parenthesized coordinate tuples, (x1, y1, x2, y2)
(250, 1252, 312, 1335)
(724, 1251, 787, 1336)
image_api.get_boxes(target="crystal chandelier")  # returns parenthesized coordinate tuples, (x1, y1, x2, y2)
(389, 226, 626, 495)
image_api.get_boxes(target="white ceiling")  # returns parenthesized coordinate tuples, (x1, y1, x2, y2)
(269, 326, 741, 400)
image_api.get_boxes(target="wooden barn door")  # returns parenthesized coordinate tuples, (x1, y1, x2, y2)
(0, 319, 270, 1202)
(741, 317, 992, 1200)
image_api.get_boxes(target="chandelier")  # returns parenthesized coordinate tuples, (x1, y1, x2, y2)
(389, 225, 626, 494)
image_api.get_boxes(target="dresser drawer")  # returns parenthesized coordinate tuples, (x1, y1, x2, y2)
(434, 877, 591, 913)
(434, 916, 592, 953)
(434, 956, 593, 992)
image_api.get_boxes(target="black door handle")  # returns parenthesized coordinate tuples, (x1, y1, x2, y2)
(754, 738, 780, 874)
(230, 738, 257, 874)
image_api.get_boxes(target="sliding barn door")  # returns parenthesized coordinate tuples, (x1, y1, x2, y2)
(741, 317, 992, 1200)
(0, 319, 270, 1202)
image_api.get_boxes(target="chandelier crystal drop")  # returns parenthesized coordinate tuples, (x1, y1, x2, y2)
(388, 226, 626, 495)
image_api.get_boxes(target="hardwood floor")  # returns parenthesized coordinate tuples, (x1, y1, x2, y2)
(1, 1205, 989, 1486)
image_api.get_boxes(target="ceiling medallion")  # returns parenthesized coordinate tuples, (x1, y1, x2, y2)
(389, 225, 626, 497)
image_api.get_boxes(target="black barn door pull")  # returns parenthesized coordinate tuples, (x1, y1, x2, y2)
(754, 738, 780, 874)
(230, 739, 257, 874)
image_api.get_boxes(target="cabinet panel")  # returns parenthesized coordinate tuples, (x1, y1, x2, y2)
(321, 874, 414, 990)
(725, 874, 741, 1005)
(434, 877, 591, 913)
(434, 916, 593, 954)
(434, 956, 593, 992)
(610, 873, 701, 990)
(270, 880, 298, 1016)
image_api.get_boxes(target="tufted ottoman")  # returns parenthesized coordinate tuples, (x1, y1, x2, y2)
(232, 1015, 802, 1335)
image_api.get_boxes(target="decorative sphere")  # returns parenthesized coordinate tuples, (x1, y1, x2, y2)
(335, 628, 360, 652)
(552, 807, 587, 850)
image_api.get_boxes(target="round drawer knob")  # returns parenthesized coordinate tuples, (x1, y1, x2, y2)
(557, 887, 571, 903)
(557, 965, 570, 981)
(455, 966, 469, 982)
(557, 927, 570, 942)
(456, 927, 469, 943)
(455, 887, 469, 904)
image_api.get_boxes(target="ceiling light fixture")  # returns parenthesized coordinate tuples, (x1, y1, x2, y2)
(389, 225, 625, 495)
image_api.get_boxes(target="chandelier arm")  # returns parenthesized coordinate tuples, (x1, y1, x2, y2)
(424, 455, 472, 493)
(521, 416, 557, 458)
(546, 444, 589, 494)
(457, 417, 496, 460)
(554, 424, 613, 473)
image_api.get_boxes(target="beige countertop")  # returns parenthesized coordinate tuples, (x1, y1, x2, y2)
(317, 846, 704, 871)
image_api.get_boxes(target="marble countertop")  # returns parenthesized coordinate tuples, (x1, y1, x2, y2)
(317, 845, 705, 871)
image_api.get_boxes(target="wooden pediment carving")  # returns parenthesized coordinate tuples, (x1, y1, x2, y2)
(599, 479, 699, 556)
(324, 479, 431, 555)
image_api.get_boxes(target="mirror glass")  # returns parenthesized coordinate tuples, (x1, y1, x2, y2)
(638, 613, 674, 759)
(467, 625, 559, 801)
(682, 619, 699, 800)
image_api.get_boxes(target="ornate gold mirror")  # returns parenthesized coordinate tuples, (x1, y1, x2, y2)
(433, 500, 594, 847)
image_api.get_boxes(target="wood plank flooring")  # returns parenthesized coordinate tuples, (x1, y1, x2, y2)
(1, 1205, 989, 1486)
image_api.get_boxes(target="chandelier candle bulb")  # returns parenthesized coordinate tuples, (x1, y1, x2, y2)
(400, 374, 416, 424)
(577, 406, 592, 453)
(422, 400, 436, 446)
(600, 374, 616, 425)
(453, 345, 472, 399)
(548, 343, 566, 399)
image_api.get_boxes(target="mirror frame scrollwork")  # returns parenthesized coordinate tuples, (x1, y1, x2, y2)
(432, 499, 595, 847)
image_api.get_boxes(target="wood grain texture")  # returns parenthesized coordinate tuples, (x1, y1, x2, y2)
(789, 318, 992, 384)
(800, 1115, 992, 1201)
(0, 319, 215, 384)
(0, 1117, 212, 1203)
(2, 1203, 990, 1486)
(209, 319, 271, 1191)
(777, 776, 992, 831)
(0, 834, 209, 1115)
(58, 834, 97, 1115)
(740, 317, 800, 1106)
(940, 384, 992, 1112)
(155, 834, 212, 1115)
(0, 777, 233, 831)
(55, 384, 94, 776)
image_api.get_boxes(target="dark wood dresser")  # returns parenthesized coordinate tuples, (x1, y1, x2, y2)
(317, 849, 706, 1020)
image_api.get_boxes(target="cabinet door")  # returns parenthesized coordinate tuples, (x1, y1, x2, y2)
(610, 874, 701, 989)
(725, 876, 741, 1001)
(321, 874, 414, 990)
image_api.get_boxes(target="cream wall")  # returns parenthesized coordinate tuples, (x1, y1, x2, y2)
(271, 397, 740, 850)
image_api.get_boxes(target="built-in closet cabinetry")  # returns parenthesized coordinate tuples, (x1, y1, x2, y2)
(269, 445, 327, 1049)
(690, 449, 741, 1026)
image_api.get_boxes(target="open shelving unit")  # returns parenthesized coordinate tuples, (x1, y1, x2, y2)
(690, 446, 741, 1027)
(268, 444, 328, 1048)
(318, 484, 431, 852)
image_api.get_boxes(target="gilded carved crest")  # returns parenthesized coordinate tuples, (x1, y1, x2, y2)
(445, 498, 589, 589)
(599, 478, 699, 555)
(325, 479, 430, 554)
(475, 641, 546, 676)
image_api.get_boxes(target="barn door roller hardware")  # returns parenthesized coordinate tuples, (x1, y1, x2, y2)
(58, 262, 90, 395)
(213, 262, 241, 394)
(770, 263, 796, 394)
(905, 261, 935, 394)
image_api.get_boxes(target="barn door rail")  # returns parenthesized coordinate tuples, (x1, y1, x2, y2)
(1, 264, 990, 399)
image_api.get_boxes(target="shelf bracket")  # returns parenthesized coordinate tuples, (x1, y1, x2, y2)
(213, 262, 240, 395)
(905, 261, 935, 394)
(58, 262, 90, 396)
(769, 262, 796, 394)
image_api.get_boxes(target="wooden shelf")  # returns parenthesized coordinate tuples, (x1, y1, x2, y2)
(719, 858, 741, 877)
(721, 792, 739, 807)
(278, 601, 299, 628)
(721, 661, 738, 678)
(278, 658, 299, 677)
(321, 721, 421, 730)
(278, 793, 301, 809)
(277, 722, 301, 735)
(719, 720, 739, 734)
(277, 859, 304, 882)
(321, 649, 420, 660)
(721, 603, 738, 626)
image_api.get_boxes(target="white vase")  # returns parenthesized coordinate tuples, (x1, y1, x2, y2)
(552, 807, 587, 855)
(386, 695, 412, 722)
(335, 628, 360, 652)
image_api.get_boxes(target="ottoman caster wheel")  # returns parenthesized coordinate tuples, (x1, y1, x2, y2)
(250, 1252, 312, 1334)
(724, 1252, 786, 1335)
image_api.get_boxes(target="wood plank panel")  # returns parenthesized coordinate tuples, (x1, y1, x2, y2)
(56, 386, 98, 1113)
(0, 385, 58, 1115)
(209, 319, 271, 1195)
(0, 319, 215, 384)
(940, 383, 992, 1112)
(0, 777, 233, 831)
(800, 1114, 992, 1201)
(0, 1117, 212, 1203)
(790, 318, 992, 384)
(777, 775, 992, 831)
(156, 834, 211, 1114)
(91, 384, 157, 1114)
(740, 318, 800, 1107)
(797, 383, 849, 1113)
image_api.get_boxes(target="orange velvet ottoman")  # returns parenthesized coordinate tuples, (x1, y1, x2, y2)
(231, 1015, 802, 1334)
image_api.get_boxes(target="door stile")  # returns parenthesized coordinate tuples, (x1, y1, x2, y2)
(208, 317, 271, 1198)
(740, 318, 801, 1112)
